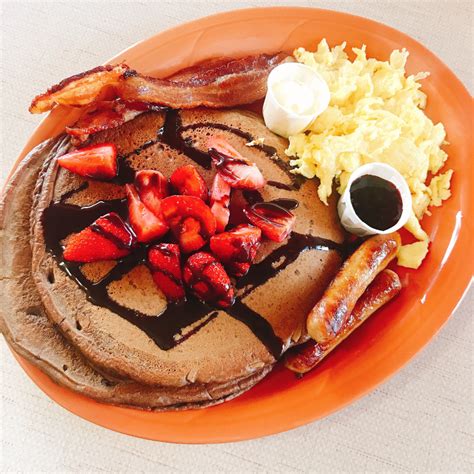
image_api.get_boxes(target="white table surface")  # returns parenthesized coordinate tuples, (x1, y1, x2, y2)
(1, 1, 472, 472)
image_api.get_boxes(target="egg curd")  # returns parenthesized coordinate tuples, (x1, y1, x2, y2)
(286, 39, 453, 268)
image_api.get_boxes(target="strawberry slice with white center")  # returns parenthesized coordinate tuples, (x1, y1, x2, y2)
(57, 143, 117, 180)
(63, 212, 135, 262)
(148, 243, 185, 302)
(170, 165, 208, 201)
(208, 137, 266, 190)
(134, 170, 169, 216)
(161, 195, 216, 253)
(183, 252, 235, 308)
(244, 201, 296, 242)
(209, 173, 231, 232)
(210, 224, 261, 277)
(125, 184, 168, 243)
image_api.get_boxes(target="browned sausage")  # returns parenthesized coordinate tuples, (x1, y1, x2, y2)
(287, 269, 402, 374)
(307, 232, 401, 345)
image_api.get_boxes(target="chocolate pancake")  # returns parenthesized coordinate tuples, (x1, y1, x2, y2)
(0, 140, 272, 410)
(32, 109, 344, 388)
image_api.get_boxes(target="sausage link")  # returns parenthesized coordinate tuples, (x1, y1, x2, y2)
(286, 269, 402, 374)
(307, 232, 401, 345)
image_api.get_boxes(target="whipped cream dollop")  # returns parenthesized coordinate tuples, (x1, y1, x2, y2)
(263, 63, 329, 138)
(271, 79, 316, 115)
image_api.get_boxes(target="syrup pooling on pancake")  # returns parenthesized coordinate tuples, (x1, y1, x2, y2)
(42, 110, 345, 359)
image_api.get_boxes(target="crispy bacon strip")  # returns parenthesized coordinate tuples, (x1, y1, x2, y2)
(166, 57, 240, 83)
(285, 269, 402, 375)
(118, 53, 290, 108)
(29, 64, 129, 114)
(29, 53, 289, 114)
(65, 100, 165, 143)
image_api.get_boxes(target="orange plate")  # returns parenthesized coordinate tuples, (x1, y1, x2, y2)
(8, 7, 473, 443)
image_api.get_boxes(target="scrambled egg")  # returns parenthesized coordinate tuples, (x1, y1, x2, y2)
(286, 39, 452, 268)
(397, 241, 429, 269)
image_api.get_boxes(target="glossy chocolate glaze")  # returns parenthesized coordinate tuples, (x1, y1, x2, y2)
(242, 190, 264, 205)
(115, 138, 161, 185)
(269, 198, 299, 211)
(241, 193, 298, 211)
(267, 180, 295, 191)
(246, 201, 295, 225)
(42, 110, 344, 359)
(161, 110, 212, 169)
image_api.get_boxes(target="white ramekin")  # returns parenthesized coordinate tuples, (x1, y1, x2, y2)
(337, 163, 413, 236)
(263, 63, 330, 138)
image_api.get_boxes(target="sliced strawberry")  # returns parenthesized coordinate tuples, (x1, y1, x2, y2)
(148, 243, 185, 302)
(210, 224, 261, 276)
(208, 137, 265, 190)
(227, 261, 250, 277)
(161, 196, 216, 253)
(57, 143, 117, 180)
(134, 170, 169, 216)
(179, 217, 206, 253)
(63, 212, 135, 262)
(170, 165, 208, 201)
(183, 252, 235, 308)
(211, 202, 230, 234)
(125, 184, 168, 243)
(243, 202, 296, 242)
(209, 172, 231, 232)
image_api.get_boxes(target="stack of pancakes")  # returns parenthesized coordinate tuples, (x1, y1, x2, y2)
(0, 109, 344, 410)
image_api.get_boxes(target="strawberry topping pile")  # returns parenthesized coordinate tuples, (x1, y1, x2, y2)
(161, 195, 216, 254)
(59, 137, 296, 307)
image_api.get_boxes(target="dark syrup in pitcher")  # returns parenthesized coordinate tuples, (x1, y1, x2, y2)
(350, 175, 402, 231)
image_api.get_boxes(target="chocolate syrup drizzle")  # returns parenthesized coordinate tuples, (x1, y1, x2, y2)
(161, 110, 213, 169)
(59, 182, 89, 203)
(43, 199, 223, 351)
(115, 138, 161, 185)
(177, 112, 304, 191)
(269, 198, 299, 211)
(42, 110, 344, 359)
